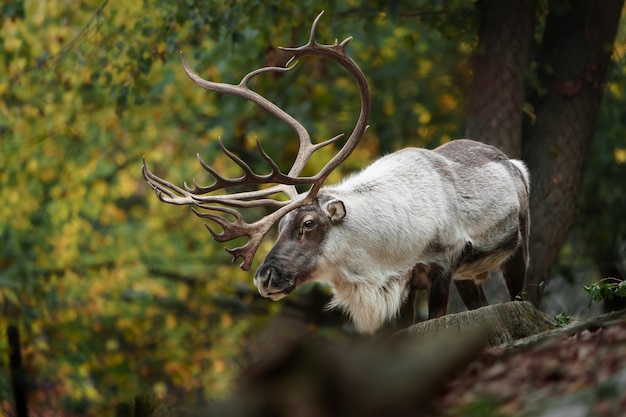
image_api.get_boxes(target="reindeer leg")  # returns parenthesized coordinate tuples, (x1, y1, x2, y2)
(428, 265, 452, 319)
(454, 277, 488, 310)
(397, 287, 418, 328)
(501, 211, 529, 301)
(500, 244, 527, 301)
(397, 265, 432, 326)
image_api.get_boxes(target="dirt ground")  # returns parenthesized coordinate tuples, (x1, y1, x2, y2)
(433, 319, 626, 417)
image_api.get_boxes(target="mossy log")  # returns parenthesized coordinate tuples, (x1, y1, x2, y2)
(396, 301, 557, 346)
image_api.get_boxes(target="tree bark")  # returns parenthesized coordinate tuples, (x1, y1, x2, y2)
(522, 0, 624, 304)
(464, 0, 536, 158)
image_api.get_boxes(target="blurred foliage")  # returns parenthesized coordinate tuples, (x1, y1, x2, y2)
(0, 0, 624, 414)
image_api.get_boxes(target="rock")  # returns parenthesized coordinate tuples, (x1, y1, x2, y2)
(397, 301, 557, 346)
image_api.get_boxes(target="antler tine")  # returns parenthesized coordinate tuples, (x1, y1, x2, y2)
(307, 9, 327, 46)
(253, 138, 299, 200)
(311, 133, 345, 152)
(143, 157, 196, 205)
(240, 59, 298, 86)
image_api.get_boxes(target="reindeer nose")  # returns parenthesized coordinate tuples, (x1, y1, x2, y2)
(254, 263, 292, 300)
(255, 264, 275, 292)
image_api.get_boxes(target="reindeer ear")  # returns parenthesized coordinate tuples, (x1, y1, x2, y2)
(323, 199, 346, 224)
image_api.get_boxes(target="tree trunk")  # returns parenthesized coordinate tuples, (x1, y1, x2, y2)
(464, 0, 536, 158)
(522, 0, 624, 305)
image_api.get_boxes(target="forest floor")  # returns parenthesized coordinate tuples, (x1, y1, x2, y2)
(2, 305, 625, 417)
(201, 303, 626, 417)
(432, 311, 626, 417)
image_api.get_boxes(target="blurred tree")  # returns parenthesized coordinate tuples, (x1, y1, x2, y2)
(464, 0, 535, 157)
(569, 40, 626, 312)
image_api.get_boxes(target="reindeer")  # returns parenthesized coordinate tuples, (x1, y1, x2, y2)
(143, 12, 530, 334)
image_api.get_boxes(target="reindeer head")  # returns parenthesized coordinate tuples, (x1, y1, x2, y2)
(253, 193, 347, 299)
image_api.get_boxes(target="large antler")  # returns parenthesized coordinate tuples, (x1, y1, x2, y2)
(143, 11, 370, 271)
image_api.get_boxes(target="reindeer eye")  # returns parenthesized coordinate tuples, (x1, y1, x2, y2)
(302, 219, 316, 230)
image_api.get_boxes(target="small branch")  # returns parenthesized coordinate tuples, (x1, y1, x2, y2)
(8, 325, 29, 417)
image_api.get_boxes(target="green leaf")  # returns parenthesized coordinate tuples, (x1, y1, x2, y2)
(615, 280, 626, 298)
(1, 1, 25, 20)
(554, 312, 572, 326)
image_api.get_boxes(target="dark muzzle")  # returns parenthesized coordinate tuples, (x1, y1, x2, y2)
(254, 262, 294, 300)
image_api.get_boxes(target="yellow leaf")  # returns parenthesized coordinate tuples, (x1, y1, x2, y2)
(213, 359, 225, 374)
(153, 382, 167, 399)
(165, 314, 177, 330)
(106, 338, 119, 351)
(614, 148, 626, 164)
